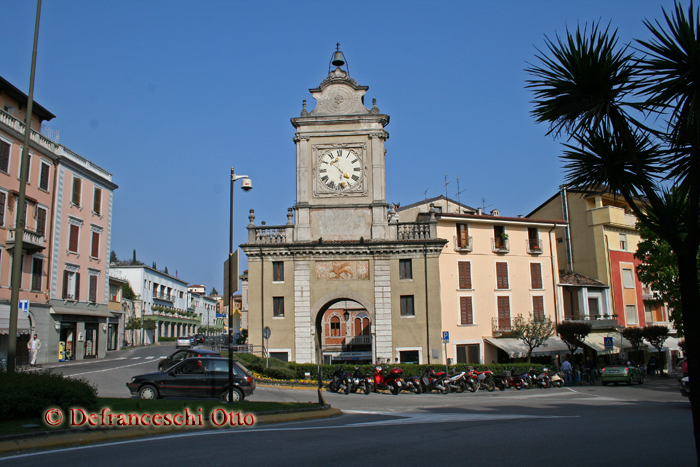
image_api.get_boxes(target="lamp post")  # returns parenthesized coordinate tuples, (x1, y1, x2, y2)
(228, 167, 251, 403)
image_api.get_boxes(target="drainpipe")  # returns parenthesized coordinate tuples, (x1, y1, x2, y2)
(548, 224, 560, 324)
(259, 247, 264, 360)
(560, 185, 574, 273)
(424, 242, 430, 365)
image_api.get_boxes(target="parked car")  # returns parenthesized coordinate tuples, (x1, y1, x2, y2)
(600, 360, 645, 386)
(176, 336, 191, 348)
(680, 376, 690, 398)
(194, 333, 205, 344)
(127, 357, 255, 402)
(189, 336, 197, 346)
(158, 348, 222, 372)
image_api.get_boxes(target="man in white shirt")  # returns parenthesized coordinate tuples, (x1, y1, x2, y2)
(561, 358, 573, 387)
(28, 334, 41, 367)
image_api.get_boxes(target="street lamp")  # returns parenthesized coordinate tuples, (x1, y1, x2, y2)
(228, 167, 251, 404)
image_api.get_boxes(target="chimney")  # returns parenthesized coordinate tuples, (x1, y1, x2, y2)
(491, 209, 500, 216)
(477, 208, 482, 216)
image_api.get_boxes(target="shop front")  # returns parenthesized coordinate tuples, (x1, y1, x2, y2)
(0, 305, 33, 367)
(50, 306, 112, 362)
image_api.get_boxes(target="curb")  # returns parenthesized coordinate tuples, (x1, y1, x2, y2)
(0, 407, 342, 455)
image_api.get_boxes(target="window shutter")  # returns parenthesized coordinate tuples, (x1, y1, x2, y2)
(458, 261, 471, 289)
(496, 262, 509, 289)
(62, 270, 69, 299)
(530, 263, 542, 289)
(89, 275, 97, 302)
(40, 163, 49, 190)
(32, 258, 42, 291)
(460, 296, 473, 325)
(498, 296, 510, 327)
(72, 178, 81, 205)
(91, 231, 99, 257)
(93, 188, 101, 214)
(0, 192, 5, 226)
(69, 225, 79, 252)
(0, 140, 9, 172)
(533, 296, 545, 320)
(75, 272, 80, 300)
(36, 208, 46, 237)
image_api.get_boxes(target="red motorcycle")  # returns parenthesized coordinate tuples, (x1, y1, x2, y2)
(373, 366, 404, 395)
(465, 367, 495, 392)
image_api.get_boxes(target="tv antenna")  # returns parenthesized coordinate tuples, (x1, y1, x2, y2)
(455, 176, 467, 213)
(423, 189, 428, 200)
(480, 197, 493, 212)
(443, 175, 450, 212)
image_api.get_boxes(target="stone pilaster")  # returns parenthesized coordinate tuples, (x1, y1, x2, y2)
(294, 261, 313, 363)
(374, 259, 392, 361)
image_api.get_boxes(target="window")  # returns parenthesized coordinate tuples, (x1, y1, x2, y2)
(62, 270, 80, 300)
(0, 139, 10, 173)
(35, 206, 47, 237)
(91, 231, 100, 258)
(89, 274, 98, 302)
(497, 296, 510, 328)
(39, 161, 50, 191)
(456, 223, 469, 248)
(533, 296, 545, 320)
(400, 295, 415, 316)
(496, 262, 509, 289)
(622, 268, 635, 288)
(272, 261, 284, 282)
(458, 261, 471, 289)
(31, 257, 42, 292)
(528, 227, 540, 251)
(273, 297, 284, 317)
(619, 234, 627, 251)
(109, 284, 120, 301)
(456, 344, 480, 364)
(588, 297, 600, 317)
(494, 225, 506, 249)
(93, 187, 102, 215)
(460, 296, 473, 324)
(330, 316, 340, 336)
(399, 259, 412, 280)
(0, 191, 6, 227)
(69, 224, 80, 253)
(71, 176, 82, 206)
(626, 304, 638, 325)
(530, 263, 543, 289)
(644, 303, 653, 323)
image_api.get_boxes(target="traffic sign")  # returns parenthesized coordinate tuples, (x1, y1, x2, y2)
(263, 326, 271, 339)
(442, 331, 449, 343)
(19, 299, 29, 314)
(604, 337, 613, 350)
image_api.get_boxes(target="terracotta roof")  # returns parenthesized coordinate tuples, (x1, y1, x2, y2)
(438, 212, 567, 225)
(396, 195, 476, 213)
(559, 272, 607, 287)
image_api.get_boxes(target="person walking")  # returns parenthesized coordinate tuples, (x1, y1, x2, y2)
(27, 334, 41, 367)
(562, 357, 573, 387)
(584, 356, 597, 385)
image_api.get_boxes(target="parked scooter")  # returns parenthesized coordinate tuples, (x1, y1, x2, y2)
(351, 367, 373, 395)
(328, 366, 353, 394)
(418, 366, 449, 394)
(494, 368, 524, 390)
(551, 371, 564, 388)
(465, 367, 495, 392)
(444, 369, 467, 393)
(373, 366, 403, 395)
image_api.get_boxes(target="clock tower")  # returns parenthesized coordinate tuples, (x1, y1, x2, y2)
(291, 52, 390, 241)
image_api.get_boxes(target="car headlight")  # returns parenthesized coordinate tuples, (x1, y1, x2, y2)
(130, 377, 136, 383)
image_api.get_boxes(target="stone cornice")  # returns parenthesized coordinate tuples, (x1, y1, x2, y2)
(240, 239, 447, 259)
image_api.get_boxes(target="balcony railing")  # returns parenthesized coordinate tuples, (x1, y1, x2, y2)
(344, 335, 372, 345)
(492, 237, 510, 253)
(492, 316, 513, 334)
(6, 227, 45, 252)
(396, 222, 432, 240)
(251, 225, 292, 244)
(454, 235, 473, 252)
(153, 292, 175, 302)
(526, 239, 543, 254)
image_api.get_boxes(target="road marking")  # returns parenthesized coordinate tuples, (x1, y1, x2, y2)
(131, 357, 141, 360)
(159, 356, 167, 359)
(68, 360, 158, 376)
(145, 356, 154, 359)
(116, 358, 128, 360)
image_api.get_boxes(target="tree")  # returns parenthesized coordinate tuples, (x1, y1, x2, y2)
(511, 314, 556, 363)
(556, 321, 592, 358)
(621, 327, 646, 363)
(121, 281, 137, 300)
(643, 325, 670, 374)
(164, 266, 169, 275)
(125, 317, 142, 347)
(132, 249, 138, 265)
(211, 287, 219, 296)
(527, 3, 700, 458)
(110, 250, 118, 264)
(152, 261, 157, 270)
(635, 221, 697, 334)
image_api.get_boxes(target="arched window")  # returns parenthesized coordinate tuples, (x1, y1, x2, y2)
(354, 318, 362, 336)
(362, 318, 370, 335)
(330, 316, 340, 337)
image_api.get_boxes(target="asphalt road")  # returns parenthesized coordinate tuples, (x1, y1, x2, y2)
(7, 351, 697, 466)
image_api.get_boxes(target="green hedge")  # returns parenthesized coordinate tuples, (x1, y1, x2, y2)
(158, 337, 177, 342)
(0, 370, 98, 420)
(231, 354, 559, 381)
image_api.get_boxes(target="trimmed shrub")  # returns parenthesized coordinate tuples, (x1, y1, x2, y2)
(158, 337, 177, 342)
(0, 370, 98, 420)
(263, 367, 296, 380)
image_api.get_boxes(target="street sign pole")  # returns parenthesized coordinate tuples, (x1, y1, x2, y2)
(442, 331, 449, 374)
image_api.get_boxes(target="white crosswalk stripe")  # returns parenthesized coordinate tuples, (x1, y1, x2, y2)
(145, 356, 154, 359)
(130, 357, 140, 360)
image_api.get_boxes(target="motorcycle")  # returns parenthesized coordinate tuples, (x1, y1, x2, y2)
(493, 368, 524, 390)
(466, 367, 495, 392)
(444, 369, 467, 393)
(551, 371, 564, 388)
(328, 366, 353, 394)
(351, 367, 373, 395)
(402, 373, 423, 394)
(373, 366, 404, 395)
(419, 366, 449, 394)
(531, 367, 551, 388)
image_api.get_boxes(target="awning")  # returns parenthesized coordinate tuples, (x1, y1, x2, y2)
(50, 306, 114, 317)
(484, 336, 581, 358)
(0, 310, 32, 335)
(645, 336, 681, 352)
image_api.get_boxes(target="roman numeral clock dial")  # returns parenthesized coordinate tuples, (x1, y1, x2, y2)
(318, 149, 362, 192)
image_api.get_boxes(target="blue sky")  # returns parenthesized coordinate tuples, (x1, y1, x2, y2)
(3, 0, 681, 293)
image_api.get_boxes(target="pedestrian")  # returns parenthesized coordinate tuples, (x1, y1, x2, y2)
(584, 356, 597, 385)
(562, 357, 573, 387)
(682, 359, 689, 378)
(648, 356, 657, 376)
(27, 334, 41, 367)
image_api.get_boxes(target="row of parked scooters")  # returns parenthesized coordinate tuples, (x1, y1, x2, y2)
(327, 365, 565, 395)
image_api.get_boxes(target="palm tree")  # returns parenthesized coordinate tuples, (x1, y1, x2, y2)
(527, 2, 700, 461)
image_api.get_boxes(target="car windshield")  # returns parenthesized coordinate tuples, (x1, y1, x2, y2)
(236, 361, 253, 377)
(610, 360, 636, 367)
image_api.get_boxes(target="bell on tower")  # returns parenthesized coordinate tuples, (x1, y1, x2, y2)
(329, 43, 349, 75)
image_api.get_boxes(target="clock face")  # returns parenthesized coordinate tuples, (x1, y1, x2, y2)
(318, 148, 362, 192)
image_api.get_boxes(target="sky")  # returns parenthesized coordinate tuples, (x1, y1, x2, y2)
(2, 0, 683, 293)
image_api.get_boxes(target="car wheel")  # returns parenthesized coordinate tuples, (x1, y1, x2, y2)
(390, 385, 400, 395)
(139, 385, 159, 400)
(222, 387, 244, 402)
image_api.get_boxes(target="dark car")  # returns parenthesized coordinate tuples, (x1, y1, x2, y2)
(158, 348, 222, 371)
(194, 333, 205, 344)
(127, 356, 255, 402)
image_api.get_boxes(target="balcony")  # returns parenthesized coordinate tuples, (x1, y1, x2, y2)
(454, 235, 473, 252)
(564, 314, 621, 330)
(6, 227, 45, 252)
(492, 237, 510, 253)
(396, 222, 432, 240)
(492, 316, 513, 336)
(587, 206, 637, 229)
(153, 292, 175, 303)
(526, 238, 543, 255)
(344, 335, 372, 346)
(250, 225, 292, 244)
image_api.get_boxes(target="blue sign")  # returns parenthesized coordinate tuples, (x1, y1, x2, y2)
(604, 337, 613, 350)
(19, 300, 29, 314)
(442, 331, 449, 342)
